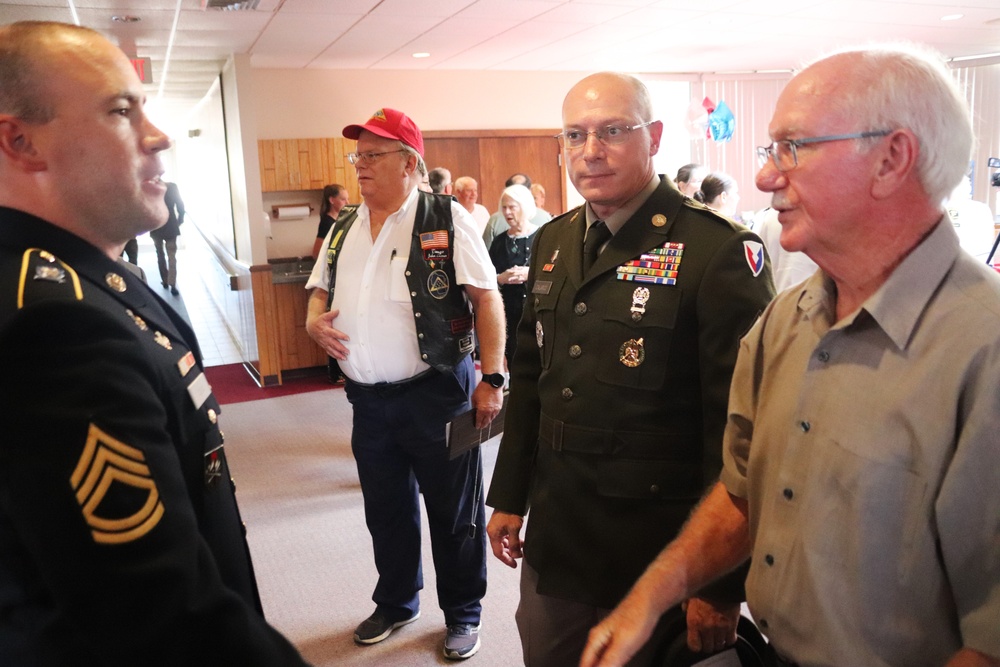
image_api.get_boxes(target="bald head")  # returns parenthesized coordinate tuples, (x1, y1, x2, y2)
(562, 72, 653, 126)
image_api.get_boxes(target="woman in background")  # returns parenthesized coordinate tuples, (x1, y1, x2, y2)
(489, 184, 538, 365)
(674, 163, 707, 197)
(312, 183, 349, 259)
(694, 172, 740, 219)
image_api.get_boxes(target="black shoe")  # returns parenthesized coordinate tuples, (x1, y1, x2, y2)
(353, 610, 420, 645)
(170, 286, 179, 296)
(161, 281, 168, 289)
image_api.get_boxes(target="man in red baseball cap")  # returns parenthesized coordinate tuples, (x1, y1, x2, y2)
(342, 107, 425, 156)
(306, 108, 507, 661)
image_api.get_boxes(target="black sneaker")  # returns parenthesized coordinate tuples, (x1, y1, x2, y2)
(170, 286, 179, 296)
(443, 623, 481, 660)
(353, 610, 420, 645)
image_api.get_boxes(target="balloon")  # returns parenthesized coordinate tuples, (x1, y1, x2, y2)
(708, 100, 736, 142)
(684, 99, 709, 140)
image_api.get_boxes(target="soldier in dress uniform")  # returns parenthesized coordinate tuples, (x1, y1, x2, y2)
(485, 72, 775, 666)
(0, 21, 307, 665)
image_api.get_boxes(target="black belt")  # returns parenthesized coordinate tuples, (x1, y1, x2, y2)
(346, 367, 438, 398)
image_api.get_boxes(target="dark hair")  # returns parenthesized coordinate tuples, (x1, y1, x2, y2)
(320, 184, 345, 217)
(505, 173, 532, 188)
(674, 163, 703, 186)
(693, 172, 736, 204)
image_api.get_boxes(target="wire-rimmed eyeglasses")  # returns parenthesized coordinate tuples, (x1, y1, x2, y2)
(347, 149, 406, 165)
(554, 121, 656, 149)
(756, 130, 893, 172)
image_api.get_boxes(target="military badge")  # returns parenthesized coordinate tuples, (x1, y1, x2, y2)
(743, 240, 765, 277)
(619, 338, 645, 368)
(105, 272, 126, 292)
(630, 287, 650, 322)
(204, 445, 223, 487)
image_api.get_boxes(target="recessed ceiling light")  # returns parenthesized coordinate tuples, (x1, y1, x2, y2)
(412, 52, 431, 59)
(941, 14, 963, 21)
(111, 15, 141, 23)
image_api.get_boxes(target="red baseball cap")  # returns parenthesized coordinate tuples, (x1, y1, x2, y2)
(343, 108, 424, 157)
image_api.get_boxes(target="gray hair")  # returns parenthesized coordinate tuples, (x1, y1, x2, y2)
(399, 142, 427, 177)
(810, 44, 973, 204)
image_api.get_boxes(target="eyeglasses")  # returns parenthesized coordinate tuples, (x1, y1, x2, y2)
(347, 149, 406, 165)
(554, 121, 655, 149)
(756, 130, 892, 172)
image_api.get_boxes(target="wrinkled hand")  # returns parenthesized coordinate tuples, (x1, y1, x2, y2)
(579, 590, 660, 667)
(305, 307, 349, 359)
(486, 510, 524, 568)
(684, 598, 740, 653)
(500, 266, 528, 285)
(471, 382, 503, 428)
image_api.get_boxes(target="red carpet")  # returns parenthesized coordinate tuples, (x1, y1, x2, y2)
(203, 363, 339, 405)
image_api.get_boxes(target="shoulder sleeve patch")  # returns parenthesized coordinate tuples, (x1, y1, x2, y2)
(18, 248, 83, 309)
(70, 423, 165, 545)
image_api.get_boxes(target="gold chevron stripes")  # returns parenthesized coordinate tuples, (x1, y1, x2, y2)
(70, 424, 165, 544)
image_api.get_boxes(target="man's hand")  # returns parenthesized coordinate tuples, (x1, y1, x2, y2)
(304, 301, 350, 359)
(684, 598, 740, 653)
(471, 382, 503, 429)
(486, 510, 524, 568)
(579, 589, 660, 667)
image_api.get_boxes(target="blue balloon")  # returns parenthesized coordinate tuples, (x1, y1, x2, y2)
(708, 100, 735, 142)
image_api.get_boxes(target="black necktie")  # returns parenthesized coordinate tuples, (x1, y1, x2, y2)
(583, 220, 612, 270)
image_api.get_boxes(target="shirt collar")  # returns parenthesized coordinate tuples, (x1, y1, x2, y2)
(797, 216, 959, 350)
(865, 216, 958, 349)
(585, 173, 660, 234)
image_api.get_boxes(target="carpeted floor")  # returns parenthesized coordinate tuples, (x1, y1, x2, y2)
(222, 389, 521, 666)
(205, 363, 339, 405)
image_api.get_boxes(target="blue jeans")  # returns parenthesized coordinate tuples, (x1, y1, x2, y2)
(344, 356, 486, 625)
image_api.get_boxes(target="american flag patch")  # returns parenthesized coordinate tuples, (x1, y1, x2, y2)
(420, 231, 449, 250)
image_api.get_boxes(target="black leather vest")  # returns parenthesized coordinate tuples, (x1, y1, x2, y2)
(324, 191, 474, 373)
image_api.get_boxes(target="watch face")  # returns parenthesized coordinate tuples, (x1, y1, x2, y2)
(483, 373, 504, 388)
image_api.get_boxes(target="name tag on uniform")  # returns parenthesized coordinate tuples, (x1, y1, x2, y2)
(532, 280, 552, 295)
(187, 372, 212, 410)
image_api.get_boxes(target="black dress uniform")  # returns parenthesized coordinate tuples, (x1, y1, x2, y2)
(0, 208, 307, 666)
(487, 177, 775, 609)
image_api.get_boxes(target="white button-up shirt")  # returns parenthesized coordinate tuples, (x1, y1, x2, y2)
(307, 187, 497, 384)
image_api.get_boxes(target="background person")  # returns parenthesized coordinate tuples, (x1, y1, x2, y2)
(581, 44, 1000, 667)
(485, 71, 775, 667)
(429, 167, 453, 195)
(530, 183, 551, 218)
(488, 184, 538, 365)
(305, 107, 506, 661)
(150, 180, 184, 295)
(454, 176, 491, 235)
(0, 21, 307, 665)
(674, 163, 707, 197)
(312, 183, 350, 259)
(482, 173, 552, 247)
(693, 172, 740, 219)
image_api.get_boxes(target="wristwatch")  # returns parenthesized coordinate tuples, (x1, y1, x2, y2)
(481, 372, 505, 388)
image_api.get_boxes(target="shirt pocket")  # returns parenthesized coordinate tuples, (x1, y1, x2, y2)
(595, 284, 681, 389)
(806, 435, 927, 583)
(387, 255, 411, 303)
(533, 276, 564, 370)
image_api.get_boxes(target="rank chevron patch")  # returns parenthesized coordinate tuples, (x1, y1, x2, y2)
(70, 424, 165, 545)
